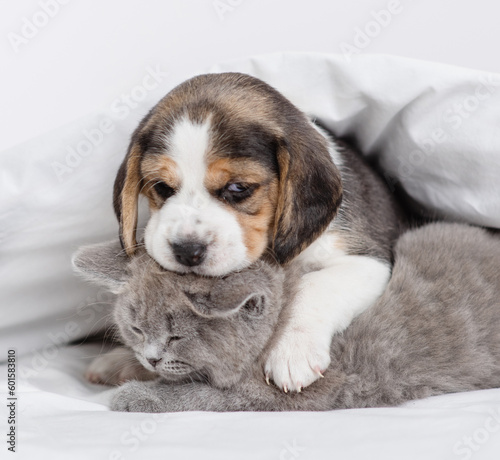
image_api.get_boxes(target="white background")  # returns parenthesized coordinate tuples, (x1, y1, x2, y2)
(1, 0, 499, 152)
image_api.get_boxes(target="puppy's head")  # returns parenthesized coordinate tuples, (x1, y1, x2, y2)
(114, 73, 342, 275)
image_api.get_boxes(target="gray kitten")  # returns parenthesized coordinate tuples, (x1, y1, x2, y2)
(73, 223, 500, 412)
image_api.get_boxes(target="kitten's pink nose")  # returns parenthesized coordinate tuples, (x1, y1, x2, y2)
(147, 358, 161, 368)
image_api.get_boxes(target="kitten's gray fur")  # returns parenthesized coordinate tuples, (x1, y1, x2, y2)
(73, 223, 500, 412)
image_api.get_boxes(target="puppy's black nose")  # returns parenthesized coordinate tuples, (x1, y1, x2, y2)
(147, 358, 161, 368)
(170, 241, 207, 267)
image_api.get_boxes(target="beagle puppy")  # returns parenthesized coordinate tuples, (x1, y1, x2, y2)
(111, 73, 403, 392)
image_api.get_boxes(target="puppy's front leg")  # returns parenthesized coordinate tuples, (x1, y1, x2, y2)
(265, 255, 390, 392)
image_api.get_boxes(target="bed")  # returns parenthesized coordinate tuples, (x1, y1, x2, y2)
(2, 53, 500, 460)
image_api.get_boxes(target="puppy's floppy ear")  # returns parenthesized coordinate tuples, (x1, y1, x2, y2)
(272, 126, 342, 264)
(72, 240, 130, 293)
(113, 142, 142, 255)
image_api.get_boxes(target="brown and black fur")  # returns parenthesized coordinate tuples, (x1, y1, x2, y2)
(113, 73, 402, 267)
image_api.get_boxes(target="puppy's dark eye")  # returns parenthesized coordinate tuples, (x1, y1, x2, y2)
(131, 326, 143, 335)
(220, 183, 257, 204)
(153, 181, 175, 200)
(227, 183, 248, 193)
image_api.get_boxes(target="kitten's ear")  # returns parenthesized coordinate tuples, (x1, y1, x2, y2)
(72, 240, 130, 293)
(185, 282, 269, 319)
(185, 263, 281, 318)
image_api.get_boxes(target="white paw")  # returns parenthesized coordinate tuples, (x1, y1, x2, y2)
(264, 329, 331, 393)
(85, 347, 156, 386)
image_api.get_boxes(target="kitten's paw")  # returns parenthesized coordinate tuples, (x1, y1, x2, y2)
(86, 347, 156, 386)
(264, 329, 331, 393)
(111, 381, 164, 413)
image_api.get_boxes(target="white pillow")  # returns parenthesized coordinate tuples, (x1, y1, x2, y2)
(2, 53, 499, 361)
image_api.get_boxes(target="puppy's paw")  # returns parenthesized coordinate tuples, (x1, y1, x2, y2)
(111, 381, 164, 413)
(85, 347, 156, 386)
(264, 329, 331, 393)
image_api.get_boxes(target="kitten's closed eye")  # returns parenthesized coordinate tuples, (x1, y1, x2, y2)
(131, 326, 143, 335)
(166, 336, 183, 346)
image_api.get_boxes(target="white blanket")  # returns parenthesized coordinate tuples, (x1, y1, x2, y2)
(2, 53, 500, 459)
(2, 345, 500, 460)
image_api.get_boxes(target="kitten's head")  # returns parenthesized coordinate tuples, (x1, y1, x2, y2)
(73, 241, 285, 388)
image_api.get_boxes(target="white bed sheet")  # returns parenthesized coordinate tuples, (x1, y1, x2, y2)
(1, 344, 500, 460)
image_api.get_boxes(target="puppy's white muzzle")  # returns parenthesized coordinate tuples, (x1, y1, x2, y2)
(144, 193, 249, 276)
